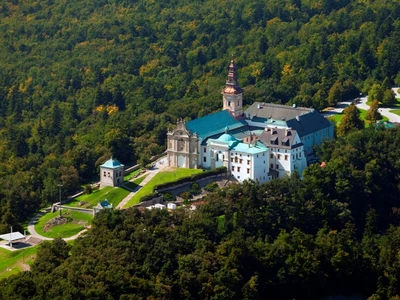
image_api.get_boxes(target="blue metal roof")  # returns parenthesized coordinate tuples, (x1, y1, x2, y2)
(217, 133, 239, 143)
(231, 141, 268, 154)
(186, 110, 247, 139)
(101, 158, 124, 169)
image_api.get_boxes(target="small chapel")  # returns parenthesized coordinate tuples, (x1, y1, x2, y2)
(100, 157, 125, 188)
(166, 57, 334, 183)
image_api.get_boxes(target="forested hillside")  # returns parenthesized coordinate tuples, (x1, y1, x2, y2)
(0, 0, 400, 230)
(2, 126, 400, 299)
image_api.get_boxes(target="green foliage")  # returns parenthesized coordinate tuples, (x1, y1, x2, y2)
(382, 89, 396, 106)
(162, 192, 175, 202)
(204, 182, 219, 192)
(365, 100, 382, 123)
(338, 104, 364, 136)
(0, 0, 399, 233)
(4, 125, 400, 298)
(83, 184, 93, 195)
(179, 191, 192, 201)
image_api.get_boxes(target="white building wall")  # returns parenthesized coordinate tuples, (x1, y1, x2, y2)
(252, 151, 269, 183)
(230, 152, 248, 181)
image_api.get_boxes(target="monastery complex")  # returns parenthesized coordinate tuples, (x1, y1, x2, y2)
(166, 58, 334, 183)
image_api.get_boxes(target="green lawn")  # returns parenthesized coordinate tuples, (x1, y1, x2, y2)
(124, 168, 142, 181)
(0, 246, 38, 280)
(34, 210, 92, 239)
(65, 186, 130, 208)
(329, 108, 389, 127)
(125, 175, 147, 191)
(389, 109, 400, 116)
(124, 168, 202, 208)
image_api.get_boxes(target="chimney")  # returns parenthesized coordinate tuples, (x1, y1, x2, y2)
(296, 115, 300, 122)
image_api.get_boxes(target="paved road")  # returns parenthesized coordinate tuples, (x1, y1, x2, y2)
(322, 88, 400, 123)
(117, 157, 167, 209)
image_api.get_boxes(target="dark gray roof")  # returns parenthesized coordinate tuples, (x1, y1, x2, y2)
(286, 110, 332, 137)
(244, 102, 332, 137)
(258, 128, 301, 150)
(244, 102, 313, 121)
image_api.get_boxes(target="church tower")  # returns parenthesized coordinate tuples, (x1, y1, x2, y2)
(221, 56, 244, 118)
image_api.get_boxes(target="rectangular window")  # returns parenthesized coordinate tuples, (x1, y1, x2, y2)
(232, 166, 235, 172)
(216, 154, 219, 162)
(278, 154, 281, 159)
(235, 157, 238, 163)
(203, 157, 206, 162)
(237, 167, 241, 172)
(285, 155, 288, 160)
(231, 158, 233, 162)
(270, 154, 273, 159)
(299, 153, 301, 158)
(247, 168, 250, 174)
(270, 164, 273, 169)
(104, 171, 106, 177)
(239, 159, 243, 164)
(247, 160, 250, 165)
(293, 154, 295, 160)
(203, 147, 206, 153)
(276, 164, 279, 169)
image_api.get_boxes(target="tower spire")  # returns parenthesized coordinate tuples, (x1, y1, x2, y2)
(222, 55, 243, 95)
(221, 56, 244, 117)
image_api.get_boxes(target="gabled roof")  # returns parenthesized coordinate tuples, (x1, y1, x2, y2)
(258, 128, 300, 149)
(101, 158, 124, 169)
(186, 110, 247, 139)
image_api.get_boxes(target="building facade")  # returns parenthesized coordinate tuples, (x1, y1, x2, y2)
(166, 58, 334, 183)
(100, 157, 125, 188)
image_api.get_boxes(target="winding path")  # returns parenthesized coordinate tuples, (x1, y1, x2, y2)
(26, 157, 168, 242)
(322, 88, 400, 123)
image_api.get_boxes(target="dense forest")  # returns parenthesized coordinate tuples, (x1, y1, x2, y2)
(2, 126, 400, 299)
(0, 0, 400, 234)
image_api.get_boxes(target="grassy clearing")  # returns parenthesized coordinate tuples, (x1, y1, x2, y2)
(125, 175, 147, 191)
(124, 168, 202, 208)
(0, 246, 38, 280)
(389, 109, 400, 116)
(124, 168, 142, 181)
(34, 210, 92, 239)
(66, 186, 130, 208)
(329, 108, 389, 127)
